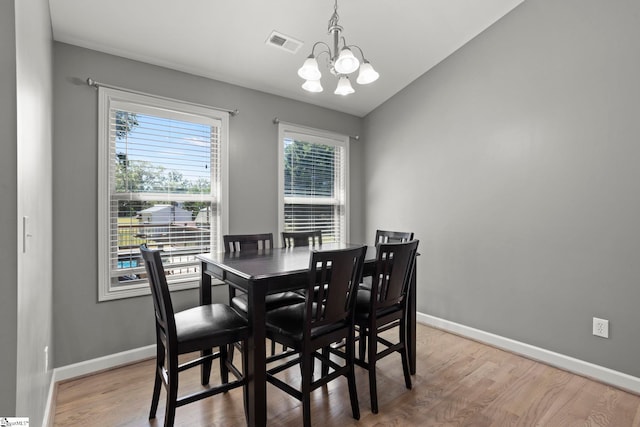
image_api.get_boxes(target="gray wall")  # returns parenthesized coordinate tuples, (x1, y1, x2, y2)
(363, 0, 640, 377)
(0, 0, 18, 416)
(52, 42, 364, 367)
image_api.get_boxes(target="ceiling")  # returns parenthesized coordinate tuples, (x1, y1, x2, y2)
(49, 0, 524, 117)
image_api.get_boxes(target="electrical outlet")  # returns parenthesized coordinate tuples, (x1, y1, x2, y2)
(593, 317, 609, 338)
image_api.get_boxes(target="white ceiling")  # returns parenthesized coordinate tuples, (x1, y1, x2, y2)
(49, 0, 524, 117)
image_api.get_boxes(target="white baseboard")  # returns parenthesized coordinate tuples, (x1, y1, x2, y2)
(43, 345, 155, 427)
(52, 344, 156, 384)
(417, 312, 640, 395)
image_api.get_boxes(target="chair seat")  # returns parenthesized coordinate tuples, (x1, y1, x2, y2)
(175, 304, 249, 353)
(354, 289, 402, 321)
(266, 302, 348, 342)
(231, 291, 305, 313)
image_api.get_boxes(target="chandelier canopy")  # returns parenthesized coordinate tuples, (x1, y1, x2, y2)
(298, 0, 379, 95)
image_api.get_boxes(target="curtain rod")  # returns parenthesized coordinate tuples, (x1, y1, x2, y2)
(273, 117, 359, 140)
(86, 78, 239, 117)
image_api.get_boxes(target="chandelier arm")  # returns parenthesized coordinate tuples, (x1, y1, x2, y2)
(347, 44, 368, 61)
(311, 41, 332, 57)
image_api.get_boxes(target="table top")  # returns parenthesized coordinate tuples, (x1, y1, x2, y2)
(197, 243, 376, 281)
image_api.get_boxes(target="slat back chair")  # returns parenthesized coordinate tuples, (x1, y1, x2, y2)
(282, 230, 323, 248)
(265, 245, 367, 427)
(223, 232, 274, 253)
(140, 244, 249, 427)
(375, 229, 414, 244)
(223, 233, 305, 356)
(354, 240, 419, 414)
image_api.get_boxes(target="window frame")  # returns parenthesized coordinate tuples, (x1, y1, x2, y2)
(277, 123, 350, 247)
(98, 87, 229, 301)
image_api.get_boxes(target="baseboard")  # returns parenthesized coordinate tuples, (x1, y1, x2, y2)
(417, 312, 640, 395)
(52, 344, 156, 384)
(42, 345, 155, 426)
(42, 373, 56, 427)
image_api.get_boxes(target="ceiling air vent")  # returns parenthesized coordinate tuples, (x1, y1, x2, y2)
(266, 31, 303, 54)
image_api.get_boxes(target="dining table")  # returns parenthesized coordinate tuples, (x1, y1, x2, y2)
(196, 242, 417, 427)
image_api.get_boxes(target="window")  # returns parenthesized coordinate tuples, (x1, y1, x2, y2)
(278, 123, 349, 245)
(98, 88, 228, 301)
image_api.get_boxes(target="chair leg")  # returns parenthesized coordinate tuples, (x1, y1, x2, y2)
(321, 346, 330, 377)
(400, 318, 412, 389)
(220, 345, 229, 385)
(149, 366, 162, 419)
(346, 333, 360, 421)
(149, 342, 165, 419)
(367, 329, 379, 414)
(164, 364, 178, 427)
(301, 351, 313, 427)
(358, 326, 366, 361)
(270, 339, 276, 356)
(201, 348, 213, 386)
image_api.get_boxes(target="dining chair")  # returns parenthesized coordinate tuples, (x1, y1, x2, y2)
(354, 239, 419, 414)
(360, 229, 415, 291)
(374, 229, 414, 244)
(140, 244, 249, 427)
(282, 230, 323, 248)
(224, 233, 305, 355)
(264, 245, 366, 427)
(225, 233, 305, 311)
(223, 232, 274, 253)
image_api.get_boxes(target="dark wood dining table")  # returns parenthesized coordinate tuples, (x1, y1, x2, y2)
(197, 243, 417, 427)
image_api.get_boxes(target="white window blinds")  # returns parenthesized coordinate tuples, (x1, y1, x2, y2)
(279, 124, 349, 244)
(98, 88, 228, 300)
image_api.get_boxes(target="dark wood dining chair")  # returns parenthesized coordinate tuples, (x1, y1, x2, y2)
(354, 239, 419, 414)
(225, 233, 305, 311)
(264, 245, 366, 427)
(140, 244, 249, 427)
(360, 229, 415, 291)
(223, 232, 274, 253)
(375, 229, 414, 243)
(224, 233, 305, 355)
(282, 230, 323, 248)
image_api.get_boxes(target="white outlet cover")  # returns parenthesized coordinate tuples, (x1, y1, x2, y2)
(593, 317, 609, 338)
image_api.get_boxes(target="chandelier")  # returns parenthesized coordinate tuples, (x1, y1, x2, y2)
(297, 0, 379, 95)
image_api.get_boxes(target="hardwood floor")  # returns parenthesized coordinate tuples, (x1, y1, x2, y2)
(53, 324, 640, 426)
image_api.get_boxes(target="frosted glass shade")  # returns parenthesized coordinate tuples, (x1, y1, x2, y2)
(334, 76, 354, 95)
(334, 48, 360, 74)
(356, 61, 379, 85)
(298, 56, 322, 80)
(302, 79, 323, 93)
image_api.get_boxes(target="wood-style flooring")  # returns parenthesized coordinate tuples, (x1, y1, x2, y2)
(52, 324, 640, 426)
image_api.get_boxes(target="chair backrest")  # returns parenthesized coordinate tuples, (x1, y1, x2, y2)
(282, 230, 323, 248)
(223, 233, 274, 253)
(370, 240, 419, 311)
(304, 246, 366, 332)
(140, 244, 176, 346)
(375, 229, 414, 244)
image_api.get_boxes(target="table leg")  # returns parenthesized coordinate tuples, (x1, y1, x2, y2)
(246, 283, 267, 427)
(199, 261, 213, 384)
(408, 264, 417, 375)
